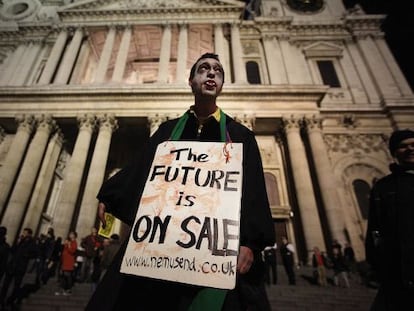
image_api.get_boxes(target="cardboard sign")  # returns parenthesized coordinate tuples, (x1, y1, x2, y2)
(98, 213, 116, 238)
(120, 141, 243, 289)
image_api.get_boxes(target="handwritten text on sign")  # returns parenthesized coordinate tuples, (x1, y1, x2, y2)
(120, 141, 243, 289)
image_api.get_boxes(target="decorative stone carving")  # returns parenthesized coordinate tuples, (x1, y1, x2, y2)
(0, 0, 40, 21)
(122, 0, 196, 9)
(324, 133, 387, 155)
(235, 114, 255, 131)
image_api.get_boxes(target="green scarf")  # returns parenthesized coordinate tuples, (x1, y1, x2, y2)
(170, 109, 228, 311)
(170, 109, 227, 143)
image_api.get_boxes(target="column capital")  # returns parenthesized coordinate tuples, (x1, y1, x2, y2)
(303, 115, 323, 132)
(77, 114, 96, 132)
(97, 114, 118, 133)
(35, 114, 57, 133)
(148, 114, 168, 135)
(235, 114, 255, 131)
(160, 22, 172, 29)
(282, 114, 303, 131)
(15, 114, 35, 134)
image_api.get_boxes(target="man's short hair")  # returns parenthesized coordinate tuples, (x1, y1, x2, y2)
(389, 129, 414, 155)
(189, 52, 224, 82)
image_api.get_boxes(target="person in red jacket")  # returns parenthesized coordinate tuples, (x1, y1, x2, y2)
(55, 231, 78, 296)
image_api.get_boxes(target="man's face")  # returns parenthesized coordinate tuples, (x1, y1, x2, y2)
(394, 137, 414, 167)
(189, 58, 224, 98)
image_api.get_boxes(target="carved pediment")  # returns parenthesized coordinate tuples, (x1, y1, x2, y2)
(60, 0, 245, 11)
(302, 41, 343, 58)
(58, 0, 245, 23)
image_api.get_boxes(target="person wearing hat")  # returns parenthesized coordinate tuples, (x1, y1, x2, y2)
(365, 129, 414, 310)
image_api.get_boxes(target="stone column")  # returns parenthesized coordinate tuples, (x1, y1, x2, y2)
(9, 41, 42, 86)
(282, 115, 325, 260)
(0, 115, 35, 214)
(38, 29, 69, 85)
(158, 24, 172, 83)
(53, 114, 96, 238)
(112, 26, 132, 83)
(76, 114, 118, 239)
(94, 26, 116, 83)
(175, 23, 188, 83)
(214, 23, 231, 83)
(304, 115, 346, 243)
(345, 40, 380, 104)
(1, 115, 56, 242)
(375, 36, 412, 96)
(22, 130, 64, 231)
(54, 28, 84, 85)
(357, 35, 396, 97)
(230, 22, 247, 84)
(148, 114, 167, 136)
(0, 44, 25, 85)
(262, 35, 288, 84)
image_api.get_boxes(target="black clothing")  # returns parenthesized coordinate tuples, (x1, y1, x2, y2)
(0, 238, 10, 283)
(0, 235, 38, 305)
(86, 112, 275, 310)
(365, 164, 414, 310)
(280, 243, 295, 285)
(263, 247, 277, 285)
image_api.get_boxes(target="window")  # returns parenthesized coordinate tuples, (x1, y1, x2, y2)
(352, 179, 370, 219)
(246, 61, 261, 84)
(317, 60, 340, 87)
(264, 172, 280, 206)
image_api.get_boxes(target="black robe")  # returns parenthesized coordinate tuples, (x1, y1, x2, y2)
(86, 112, 275, 311)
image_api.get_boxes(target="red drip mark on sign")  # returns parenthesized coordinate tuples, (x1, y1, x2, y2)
(223, 142, 232, 163)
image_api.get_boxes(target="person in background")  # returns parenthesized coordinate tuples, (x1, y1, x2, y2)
(86, 52, 275, 311)
(37, 228, 56, 285)
(343, 242, 356, 276)
(80, 227, 103, 283)
(331, 239, 343, 255)
(312, 246, 328, 287)
(0, 227, 10, 285)
(263, 243, 277, 285)
(44, 236, 63, 284)
(280, 236, 296, 285)
(55, 231, 77, 296)
(99, 234, 121, 282)
(0, 228, 38, 308)
(365, 129, 414, 310)
(330, 247, 350, 288)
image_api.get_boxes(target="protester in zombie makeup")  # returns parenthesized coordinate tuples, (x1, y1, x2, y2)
(86, 53, 275, 311)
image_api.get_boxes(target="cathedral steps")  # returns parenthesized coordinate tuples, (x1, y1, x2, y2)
(15, 265, 377, 310)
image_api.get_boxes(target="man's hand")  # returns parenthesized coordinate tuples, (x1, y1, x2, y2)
(237, 246, 254, 274)
(98, 202, 106, 228)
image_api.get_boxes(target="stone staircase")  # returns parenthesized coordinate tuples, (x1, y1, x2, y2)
(12, 265, 377, 310)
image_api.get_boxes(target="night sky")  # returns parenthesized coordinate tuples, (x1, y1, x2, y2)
(344, 0, 414, 90)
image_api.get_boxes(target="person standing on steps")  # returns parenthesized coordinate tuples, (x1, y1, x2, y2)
(263, 243, 278, 285)
(280, 236, 296, 285)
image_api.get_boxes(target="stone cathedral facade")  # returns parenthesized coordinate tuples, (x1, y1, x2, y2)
(0, 0, 413, 264)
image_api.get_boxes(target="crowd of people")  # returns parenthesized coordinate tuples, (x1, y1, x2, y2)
(0, 225, 121, 311)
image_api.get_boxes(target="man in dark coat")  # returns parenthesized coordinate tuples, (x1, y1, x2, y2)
(0, 228, 38, 308)
(365, 129, 414, 310)
(86, 53, 275, 311)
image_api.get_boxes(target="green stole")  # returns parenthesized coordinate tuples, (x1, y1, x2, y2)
(170, 110, 228, 311)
